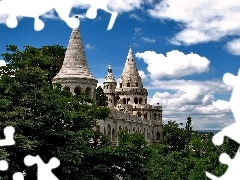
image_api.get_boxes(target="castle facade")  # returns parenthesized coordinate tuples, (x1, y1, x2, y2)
(53, 27, 163, 144)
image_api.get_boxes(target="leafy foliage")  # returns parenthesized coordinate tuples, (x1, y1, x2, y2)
(0, 45, 110, 179)
(96, 86, 108, 107)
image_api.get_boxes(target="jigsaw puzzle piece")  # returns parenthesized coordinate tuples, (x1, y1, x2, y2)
(205, 172, 219, 180)
(212, 122, 240, 146)
(12, 172, 24, 180)
(206, 148, 240, 180)
(84, 0, 118, 30)
(24, 155, 60, 180)
(0, 160, 8, 171)
(223, 70, 240, 121)
(54, 0, 79, 29)
(0, 126, 15, 146)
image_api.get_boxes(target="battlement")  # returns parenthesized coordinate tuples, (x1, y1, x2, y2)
(108, 108, 160, 126)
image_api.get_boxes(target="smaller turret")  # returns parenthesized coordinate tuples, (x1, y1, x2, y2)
(103, 64, 117, 108)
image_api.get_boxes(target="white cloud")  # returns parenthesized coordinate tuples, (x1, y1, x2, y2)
(85, 43, 95, 50)
(129, 13, 145, 21)
(150, 79, 231, 106)
(138, 70, 148, 81)
(226, 38, 240, 55)
(141, 37, 156, 43)
(148, 1, 240, 45)
(149, 79, 233, 130)
(0, 60, 6, 66)
(136, 50, 210, 79)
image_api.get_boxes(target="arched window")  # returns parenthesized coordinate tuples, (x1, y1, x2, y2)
(134, 97, 138, 104)
(136, 83, 138, 87)
(74, 87, 81, 96)
(156, 132, 160, 140)
(120, 83, 122, 88)
(139, 98, 143, 104)
(144, 113, 147, 119)
(137, 112, 142, 117)
(127, 98, 130, 104)
(127, 82, 130, 87)
(107, 124, 111, 140)
(85, 87, 91, 98)
(153, 113, 157, 120)
(116, 96, 120, 102)
(112, 128, 116, 141)
(123, 98, 127, 104)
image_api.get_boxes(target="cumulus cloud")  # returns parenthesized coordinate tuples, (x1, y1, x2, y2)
(148, 1, 240, 45)
(150, 79, 232, 105)
(225, 38, 240, 55)
(138, 70, 148, 81)
(136, 50, 210, 79)
(149, 79, 233, 130)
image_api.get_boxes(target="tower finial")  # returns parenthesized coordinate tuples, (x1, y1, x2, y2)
(108, 64, 112, 73)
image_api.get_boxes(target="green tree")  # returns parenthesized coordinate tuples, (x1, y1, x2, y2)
(0, 45, 110, 179)
(185, 115, 193, 141)
(162, 120, 186, 152)
(113, 130, 152, 180)
(96, 86, 108, 107)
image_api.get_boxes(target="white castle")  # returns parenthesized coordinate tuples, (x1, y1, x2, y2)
(53, 27, 163, 144)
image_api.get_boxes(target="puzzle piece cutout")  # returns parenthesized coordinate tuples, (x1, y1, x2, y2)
(207, 69, 240, 179)
(206, 148, 240, 179)
(0, 160, 8, 171)
(211, 70, 240, 146)
(84, 0, 119, 30)
(0, 126, 15, 146)
(0, 0, 80, 31)
(21, 155, 60, 180)
(0, 0, 120, 31)
(12, 172, 24, 180)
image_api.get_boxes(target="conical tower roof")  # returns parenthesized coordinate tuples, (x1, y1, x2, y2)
(122, 46, 139, 75)
(120, 46, 142, 87)
(104, 64, 116, 83)
(53, 27, 96, 81)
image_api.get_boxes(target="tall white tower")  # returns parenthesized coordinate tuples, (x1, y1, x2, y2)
(103, 64, 117, 108)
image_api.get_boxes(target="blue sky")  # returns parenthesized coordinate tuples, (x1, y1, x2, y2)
(0, 0, 239, 130)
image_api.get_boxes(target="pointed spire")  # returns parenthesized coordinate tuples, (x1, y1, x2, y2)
(122, 45, 139, 76)
(105, 64, 116, 83)
(120, 46, 143, 88)
(53, 26, 96, 80)
(127, 45, 133, 58)
(108, 64, 112, 73)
